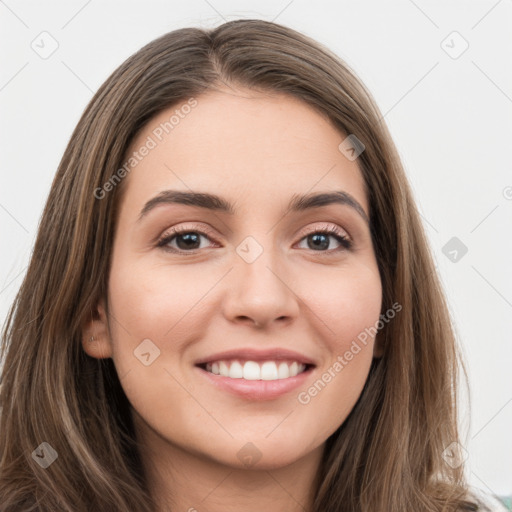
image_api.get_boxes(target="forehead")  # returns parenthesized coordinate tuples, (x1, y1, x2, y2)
(120, 87, 368, 217)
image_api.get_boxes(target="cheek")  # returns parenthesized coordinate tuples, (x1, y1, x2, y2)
(107, 258, 213, 341)
(105, 260, 209, 425)
(302, 260, 383, 345)
(294, 262, 381, 422)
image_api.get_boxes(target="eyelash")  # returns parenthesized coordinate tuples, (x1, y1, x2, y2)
(156, 224, 352, 255)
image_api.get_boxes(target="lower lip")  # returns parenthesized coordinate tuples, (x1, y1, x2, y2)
(195, 365, 315, 401)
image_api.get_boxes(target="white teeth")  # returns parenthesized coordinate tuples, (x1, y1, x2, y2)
(243, 361, 260, 380)
(229, 361, 243, 379)
(204, 360, 307, 380)
(219, 361, 229, 376)
(277, 362, 290, 379)
(261, 361, 278, 380)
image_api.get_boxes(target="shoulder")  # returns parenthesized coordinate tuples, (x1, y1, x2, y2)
(467, 486, 508, 512)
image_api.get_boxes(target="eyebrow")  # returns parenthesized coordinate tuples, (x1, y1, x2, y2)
(137, 189, 369, 224)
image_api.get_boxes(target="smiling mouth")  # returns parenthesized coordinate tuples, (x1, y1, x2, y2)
(196, 360, 315, 381)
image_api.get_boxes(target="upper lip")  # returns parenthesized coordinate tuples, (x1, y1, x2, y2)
(194, 348, 317, 366)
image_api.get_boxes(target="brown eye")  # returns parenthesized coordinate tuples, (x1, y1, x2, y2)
(156, 226, 218, 254)
(296, 225, 352, 252)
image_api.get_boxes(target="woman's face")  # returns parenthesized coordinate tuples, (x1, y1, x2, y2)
(86, 87, 382, 470)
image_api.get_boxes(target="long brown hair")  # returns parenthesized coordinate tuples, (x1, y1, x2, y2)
(0, 19, 481, 511)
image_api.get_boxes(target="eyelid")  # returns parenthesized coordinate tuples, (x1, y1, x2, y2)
(298, 223, 350, 241)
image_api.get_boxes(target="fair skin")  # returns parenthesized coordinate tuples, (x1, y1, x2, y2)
(83, 87, 383, 512)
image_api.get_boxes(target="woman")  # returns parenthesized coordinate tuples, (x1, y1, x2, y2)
(0, 18, 505, 512)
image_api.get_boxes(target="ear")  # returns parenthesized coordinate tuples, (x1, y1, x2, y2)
(81, 297, 113, 359)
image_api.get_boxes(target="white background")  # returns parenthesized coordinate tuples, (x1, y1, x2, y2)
(1, 0, 511, 500)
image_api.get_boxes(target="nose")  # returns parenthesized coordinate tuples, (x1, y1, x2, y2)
(221, 243, 300, 329)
